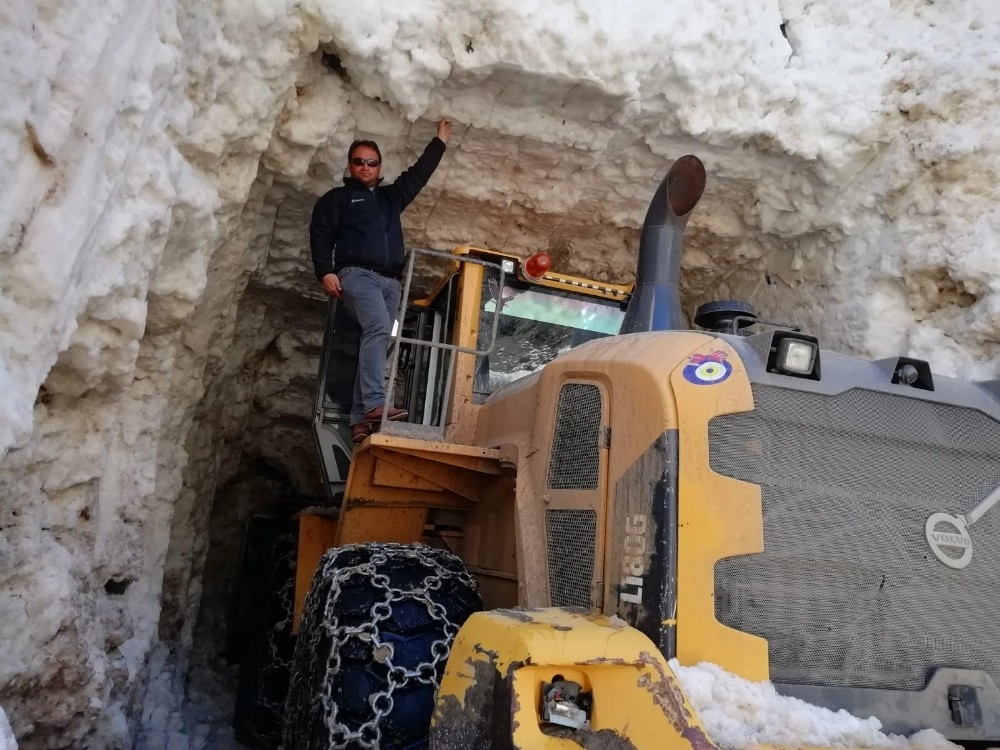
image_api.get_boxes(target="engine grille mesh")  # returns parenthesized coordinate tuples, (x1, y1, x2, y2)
(547, 383, 602, 490)
(546, 509, 597, 608)
(710, 385, 1000, 690)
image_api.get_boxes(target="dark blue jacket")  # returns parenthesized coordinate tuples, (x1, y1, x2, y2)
(310, 137, 446, 280)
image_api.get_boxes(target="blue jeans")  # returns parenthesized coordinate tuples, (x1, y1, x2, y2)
(338, 267, 402, 424)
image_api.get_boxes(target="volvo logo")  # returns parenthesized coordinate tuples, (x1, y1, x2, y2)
(925, 483, 1000, 570)
(925, 513, 972, 569)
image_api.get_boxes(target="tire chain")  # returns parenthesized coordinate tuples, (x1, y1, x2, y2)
(250, 534, 297, 747)
(300, 543, 477, 750)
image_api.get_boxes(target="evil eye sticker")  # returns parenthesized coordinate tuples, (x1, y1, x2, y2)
(683, 350, 732, 385)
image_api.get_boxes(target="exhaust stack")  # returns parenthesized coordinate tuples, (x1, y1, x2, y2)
(619, 155, 706, 334)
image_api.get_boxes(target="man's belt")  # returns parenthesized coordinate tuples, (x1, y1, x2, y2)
(342, 265, 403, 281)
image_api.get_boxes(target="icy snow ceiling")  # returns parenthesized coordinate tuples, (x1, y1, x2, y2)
(2, 0, 1000, 745)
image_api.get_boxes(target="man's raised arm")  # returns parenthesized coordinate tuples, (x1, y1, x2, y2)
(390, 118, 453, 209)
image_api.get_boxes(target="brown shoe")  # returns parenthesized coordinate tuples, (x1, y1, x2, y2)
(363, 404, 408, 423)
(351, 422, 373, 444)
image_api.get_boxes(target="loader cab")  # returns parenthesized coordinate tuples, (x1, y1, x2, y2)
(310, 246, 631, 502)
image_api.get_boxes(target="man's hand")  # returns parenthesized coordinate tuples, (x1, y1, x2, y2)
(321, 273, 342, 300)
(437, 117, 453, 144)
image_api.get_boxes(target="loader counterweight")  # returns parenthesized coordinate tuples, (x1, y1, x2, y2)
(430, 607, 718, 750)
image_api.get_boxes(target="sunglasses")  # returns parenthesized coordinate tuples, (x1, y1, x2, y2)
(351, 157, 381, 168)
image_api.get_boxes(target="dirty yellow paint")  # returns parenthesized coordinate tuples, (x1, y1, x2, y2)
(413, 246, 633, 306)
(670, 340, 769, 681)
(292, 514, 339, 634)
(336, 434, 511, 547)
(433, 607, 719, 750)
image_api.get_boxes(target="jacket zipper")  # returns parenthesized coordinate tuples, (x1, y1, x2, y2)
(381, 192, 389, 268)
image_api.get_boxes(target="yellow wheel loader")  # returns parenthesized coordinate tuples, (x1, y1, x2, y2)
(277, 155, 1000, 749)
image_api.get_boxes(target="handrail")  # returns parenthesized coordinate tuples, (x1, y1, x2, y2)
(310, 297, 351, 502)
(380, 248, 506, 435)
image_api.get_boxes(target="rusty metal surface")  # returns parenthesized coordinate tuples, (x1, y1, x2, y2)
(635, 651, 718, 750)
(433, 609, 722, 750)
(430, 648, 516, 750)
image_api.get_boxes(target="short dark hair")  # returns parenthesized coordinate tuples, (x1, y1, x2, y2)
(348, 139, 382, 163)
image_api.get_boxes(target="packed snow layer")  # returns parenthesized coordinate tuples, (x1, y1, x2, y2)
(673, 660, 957, 750)
(0, 707, 16, 750)
(2, 0, 1000, 746)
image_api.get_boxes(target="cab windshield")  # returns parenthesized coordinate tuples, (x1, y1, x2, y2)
(474, 275, 625, 399)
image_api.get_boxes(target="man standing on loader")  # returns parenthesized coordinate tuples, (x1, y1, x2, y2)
(310, 117, 453, 444)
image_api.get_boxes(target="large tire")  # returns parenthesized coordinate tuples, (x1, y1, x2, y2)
(283, 543, 483, 750)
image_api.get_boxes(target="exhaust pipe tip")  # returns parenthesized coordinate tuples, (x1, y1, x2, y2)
(662, 155, 706, 220)
(620, 154, 706, 335)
